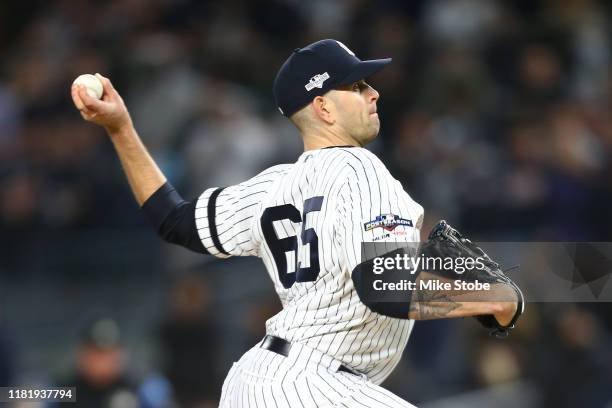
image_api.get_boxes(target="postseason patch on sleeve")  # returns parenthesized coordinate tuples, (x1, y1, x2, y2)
(364, 214, 413, 232)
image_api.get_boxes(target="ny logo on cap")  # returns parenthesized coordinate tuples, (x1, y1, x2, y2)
(305, 72, 330, 91)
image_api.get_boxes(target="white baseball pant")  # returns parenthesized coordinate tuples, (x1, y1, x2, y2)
(219, 339, 416, 407)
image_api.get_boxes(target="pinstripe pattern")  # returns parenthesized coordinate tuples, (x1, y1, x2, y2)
(219, 341, 417, 407)
(196, 148, 423, 405)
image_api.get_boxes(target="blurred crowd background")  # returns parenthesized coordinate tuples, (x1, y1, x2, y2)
(2, 0, 612, 407)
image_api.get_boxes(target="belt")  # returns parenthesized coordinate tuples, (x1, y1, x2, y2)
(260, 335, 358, 375)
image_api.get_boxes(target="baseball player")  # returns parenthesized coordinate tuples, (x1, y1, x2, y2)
(71, 39, 521, 407)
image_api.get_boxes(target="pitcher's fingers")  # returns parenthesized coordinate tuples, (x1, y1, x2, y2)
(95, 73, 117, 99)
(71, 84, 86, 111)
(71, 86, 96, 115)
(79, 110, 97, 121)
(95, 73, 114, 89)
(78, 85, 107, 111)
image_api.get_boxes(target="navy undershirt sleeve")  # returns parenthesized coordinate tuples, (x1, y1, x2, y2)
(351, 248, 419, 319)
(141, 182, 209, 254)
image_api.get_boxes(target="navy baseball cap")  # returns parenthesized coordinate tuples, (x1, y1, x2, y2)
(273, 39, 392, 117)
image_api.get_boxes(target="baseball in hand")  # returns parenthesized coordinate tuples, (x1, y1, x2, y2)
(73, 74, 104, 99)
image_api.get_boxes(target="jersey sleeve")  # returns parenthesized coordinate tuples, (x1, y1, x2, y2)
(334, 152, 424, 273)
(195, 165, 287, 258)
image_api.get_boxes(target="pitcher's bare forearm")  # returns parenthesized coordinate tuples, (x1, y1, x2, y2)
(107, 124, 166, 206)
(407, 296, 514, 322)
(407, 272, 518, 324)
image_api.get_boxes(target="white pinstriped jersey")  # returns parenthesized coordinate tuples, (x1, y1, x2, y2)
(195, 147, 424, 384)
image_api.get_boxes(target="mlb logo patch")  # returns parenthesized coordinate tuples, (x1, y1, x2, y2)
(364, 214, 413, 232)
(305, 72, 330, 91)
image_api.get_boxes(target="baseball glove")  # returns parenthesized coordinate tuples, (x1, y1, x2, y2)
(419, 220, 525, 338)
